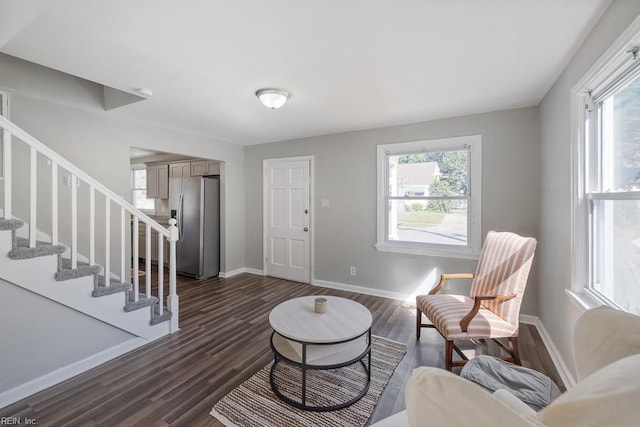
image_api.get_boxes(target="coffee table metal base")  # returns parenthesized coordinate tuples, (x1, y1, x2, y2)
(269, 329, 372, 412)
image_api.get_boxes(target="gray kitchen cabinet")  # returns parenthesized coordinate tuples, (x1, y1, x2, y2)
(169, 162, 191, 177)
(146, 164, 169, 199)
(190, 160, 220, 176)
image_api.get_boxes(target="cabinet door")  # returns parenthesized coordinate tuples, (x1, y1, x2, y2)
(206, 161, 220, 175)
(190, 161, 207, 176)
(169, 162, 191, 177)
(146, 166, 159, 198)
(157, 165, 169, 199)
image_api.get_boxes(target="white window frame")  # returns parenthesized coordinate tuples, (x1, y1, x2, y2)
(131, 164, 155, 213)
(376, 135, 482, 259)
(569, 15, 640, 311)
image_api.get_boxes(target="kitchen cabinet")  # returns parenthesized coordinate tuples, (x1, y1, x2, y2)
(169, 162, 191, 178)
(146, 164, 169, 199)
(190, 160, 220, 176)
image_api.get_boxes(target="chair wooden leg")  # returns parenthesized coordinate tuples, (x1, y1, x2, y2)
(445, 340, 454, 371)
(510, 336, 521, 365)
(416, 308, 422, 339)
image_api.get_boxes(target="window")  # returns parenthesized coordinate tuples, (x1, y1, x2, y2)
(573, 23, 640, 315)
(376, 135, 481, 258)
(131, 167, 155, 211)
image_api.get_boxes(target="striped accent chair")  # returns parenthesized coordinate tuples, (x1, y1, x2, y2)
(416, 230, 537, 371)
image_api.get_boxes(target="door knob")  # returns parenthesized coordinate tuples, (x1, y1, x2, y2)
(304, 227, 309, 232)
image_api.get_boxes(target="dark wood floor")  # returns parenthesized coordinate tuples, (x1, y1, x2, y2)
(0, 273, 564, 426)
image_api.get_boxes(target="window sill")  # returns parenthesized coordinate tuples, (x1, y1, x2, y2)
(375, 242, 479, 260)
(565, 288, 608, 313)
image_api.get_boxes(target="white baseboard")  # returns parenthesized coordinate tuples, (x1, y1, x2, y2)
(311, 279, 412, 302)
(219, 268, 244, 278)
(520, 315, 576, 388)
(0, 337, 147, 409)
(219, 267, 264, 278)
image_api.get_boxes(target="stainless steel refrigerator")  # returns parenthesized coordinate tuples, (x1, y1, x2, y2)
(169, 175, 220, 279)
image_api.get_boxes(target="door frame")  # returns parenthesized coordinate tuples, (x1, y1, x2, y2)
(263, 155, 314, 283)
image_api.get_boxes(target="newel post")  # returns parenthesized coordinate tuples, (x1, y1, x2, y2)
(167, 218, 180, 332)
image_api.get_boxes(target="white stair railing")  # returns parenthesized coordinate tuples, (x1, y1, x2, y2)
(0, 115, 179, 332)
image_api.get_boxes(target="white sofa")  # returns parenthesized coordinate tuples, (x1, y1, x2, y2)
(372, 307, 640, 427)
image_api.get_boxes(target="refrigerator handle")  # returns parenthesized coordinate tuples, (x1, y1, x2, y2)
(177, 193, 184, 241)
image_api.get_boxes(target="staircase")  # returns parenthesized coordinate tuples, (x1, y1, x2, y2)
(0, 115, 179, 341)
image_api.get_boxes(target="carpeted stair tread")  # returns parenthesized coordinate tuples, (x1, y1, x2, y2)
(93, 276, 131, 297)
(59, 257, 91, 269)
(151, 305, 172, 325)
(0, 219, 24, 231)
(124, 291, 158, 312)
(55, 258, 101, 281)
(9, 237, 66, 260)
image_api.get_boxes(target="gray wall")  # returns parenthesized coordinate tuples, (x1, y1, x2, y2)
(0, 279, 134, 393)
(538, 0, 640, 377)
(245, 107, 541, 315)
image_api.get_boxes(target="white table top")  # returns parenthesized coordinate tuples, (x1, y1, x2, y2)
(269, 296, 372, 344)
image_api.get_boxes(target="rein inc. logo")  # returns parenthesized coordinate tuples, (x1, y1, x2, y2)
(0, 418, 37, 425)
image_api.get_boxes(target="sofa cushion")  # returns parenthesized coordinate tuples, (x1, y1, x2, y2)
(573, 306, 640, 381)
(405, 367, 542, 427)
(538, 353, 640, 427)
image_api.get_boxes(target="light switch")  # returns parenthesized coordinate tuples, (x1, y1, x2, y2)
(321, 199, 330, 207)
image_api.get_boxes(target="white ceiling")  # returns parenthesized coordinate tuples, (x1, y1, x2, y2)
(0, 0, 610, 145)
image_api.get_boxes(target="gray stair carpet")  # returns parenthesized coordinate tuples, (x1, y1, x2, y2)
(9, 236, 66, 260)
(151, 304, 172, 325)
(55, 257, 102, 281)
(0, 218, 24, 231)
(93, 275, 132, 297)
(124, 290, 158, 312)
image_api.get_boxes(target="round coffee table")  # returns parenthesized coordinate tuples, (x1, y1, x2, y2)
(268, 295, 373, 412)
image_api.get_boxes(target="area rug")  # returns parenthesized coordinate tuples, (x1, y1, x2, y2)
(210, 335, 406, 427)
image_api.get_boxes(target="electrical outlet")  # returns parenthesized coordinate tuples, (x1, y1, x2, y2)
(350, 266, 356, 276)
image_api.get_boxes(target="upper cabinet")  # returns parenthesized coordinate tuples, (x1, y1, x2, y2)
(190, 160, 220, 176)
(141, 157, 220, 202)
(146, 164, 169, 199)
(169, 162, 191, 177)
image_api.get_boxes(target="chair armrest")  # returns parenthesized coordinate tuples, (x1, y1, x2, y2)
(429, 273, 475, 295)
(460, 294, 516, 332)
(405, 367, 542, 427)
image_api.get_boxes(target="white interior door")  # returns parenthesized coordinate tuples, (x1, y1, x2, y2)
(264, 158, 311, 283)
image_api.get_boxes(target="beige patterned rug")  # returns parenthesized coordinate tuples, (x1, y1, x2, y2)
(210, 335, 406, 427)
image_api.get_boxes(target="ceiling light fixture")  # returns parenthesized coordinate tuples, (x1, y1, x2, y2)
(136, 88, 153, 98)
(256, 88, 290, 109)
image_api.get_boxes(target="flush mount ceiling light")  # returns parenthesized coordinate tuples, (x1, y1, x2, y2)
(255, 88, 290, 109)
(136, 88, 153, 98)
